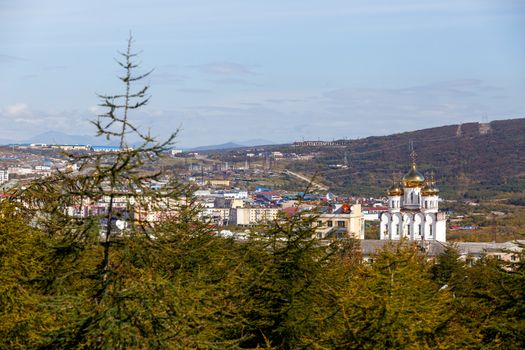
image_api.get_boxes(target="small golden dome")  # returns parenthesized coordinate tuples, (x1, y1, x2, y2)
(387, 181, 404, 196)
(421, 181, 434, 196)
(403, 162, 425, 188)
(421, 178, 440, 196)
(430, 178, 440, 195)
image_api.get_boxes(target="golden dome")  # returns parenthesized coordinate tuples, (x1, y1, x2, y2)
(403, 162, 425, 188)
(421, 181, 433, 196)
(387, 181, 404, 196)
(429, 178, 440, 195)
(421, 178, 440, 196)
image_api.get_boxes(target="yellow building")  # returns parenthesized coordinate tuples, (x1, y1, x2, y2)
(207, 179, 231, 187)
(315, 203, 364, 239)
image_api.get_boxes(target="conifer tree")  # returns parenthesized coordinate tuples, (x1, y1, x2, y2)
(11, 34, 207, 349)
(455, 252, 525, 349)
(0, 201, 48, 349)
(431, 244, 465, 288)
(233, 208, 344, 349)
(329, 242, 460, 349)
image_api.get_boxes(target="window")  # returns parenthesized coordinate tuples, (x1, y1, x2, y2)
(429, 225, 433, 236)
(327, 220, 333, 227)
(337, 221, 346, 228)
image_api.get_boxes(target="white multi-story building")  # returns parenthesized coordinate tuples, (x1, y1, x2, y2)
(0, 169, 9, 184)
(379, 156, 447, 242)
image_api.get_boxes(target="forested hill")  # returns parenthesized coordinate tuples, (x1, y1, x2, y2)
(285, 118, 525, 198)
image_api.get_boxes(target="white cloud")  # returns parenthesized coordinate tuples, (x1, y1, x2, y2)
(0, 103, 92, 140)
(5, 103, 29, 116)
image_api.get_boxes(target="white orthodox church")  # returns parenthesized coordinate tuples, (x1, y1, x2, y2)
(379, 155, 447, 242)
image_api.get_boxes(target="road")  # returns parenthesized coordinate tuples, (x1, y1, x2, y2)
(283, 169, 329, 191)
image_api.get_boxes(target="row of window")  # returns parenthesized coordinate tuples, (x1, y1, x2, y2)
(391, 195, 437, 208)
(319, 220, 347, 228)
(389, 224, 432, 236)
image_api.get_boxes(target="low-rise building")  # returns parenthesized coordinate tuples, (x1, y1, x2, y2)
(201, 207, 231, 226)
(207, 179, 230, 187)
(315, 203, 364, 239)
(455, 241, 524, 263)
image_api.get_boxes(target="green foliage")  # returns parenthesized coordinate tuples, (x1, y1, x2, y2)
(327, 242, 460, 349)
(0, 202, 47, 349)
(232, 211, 342, 349)
(453, 252, 525, 349)
(431, 245, 465, 287)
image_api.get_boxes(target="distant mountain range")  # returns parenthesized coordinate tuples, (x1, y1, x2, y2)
(187, 139, 275, 152)
(0, 131, 275, 150)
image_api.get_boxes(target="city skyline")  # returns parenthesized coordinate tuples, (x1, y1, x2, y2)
(1, 0, 524, 147)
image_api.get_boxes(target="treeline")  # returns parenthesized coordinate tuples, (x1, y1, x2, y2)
(1, 203, 524, 349)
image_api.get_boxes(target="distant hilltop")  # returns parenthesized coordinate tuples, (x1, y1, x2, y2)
(285, 117, 525, 198)
(208, 117, 524, 199)
(0, 131, 275, 151)
(293, 140, 348, 147)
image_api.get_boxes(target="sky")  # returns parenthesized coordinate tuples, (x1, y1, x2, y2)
(1, 0, 524, 147)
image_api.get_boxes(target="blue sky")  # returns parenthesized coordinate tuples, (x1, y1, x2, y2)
(1, 0, 524, 147)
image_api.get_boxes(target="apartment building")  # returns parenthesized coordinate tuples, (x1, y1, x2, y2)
(230, 207, 280, 226)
